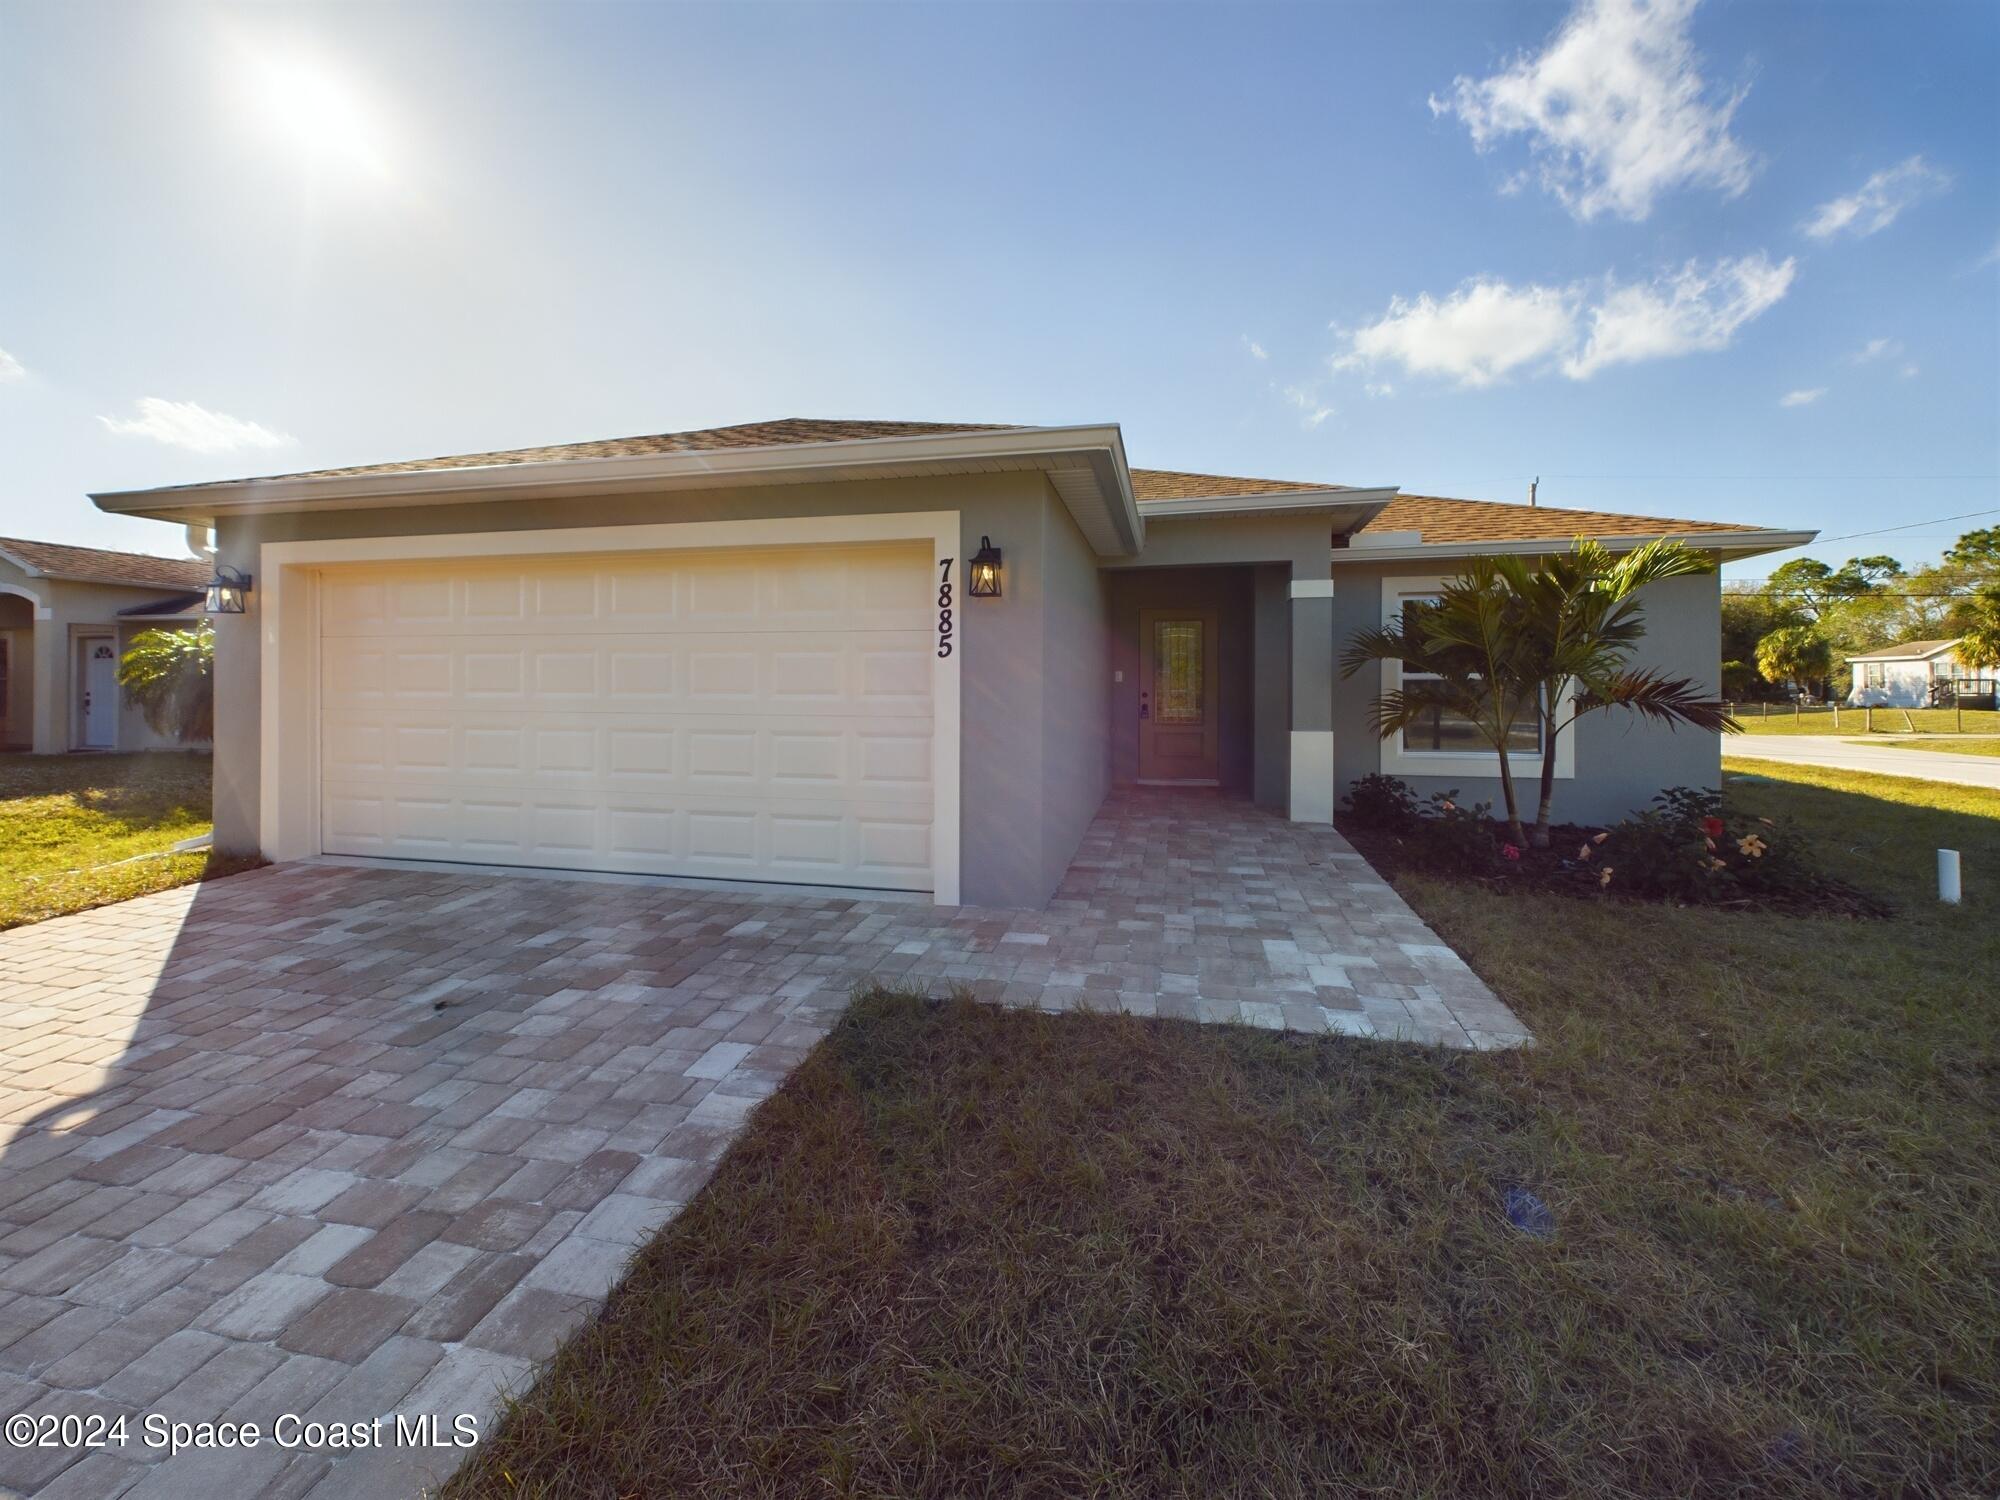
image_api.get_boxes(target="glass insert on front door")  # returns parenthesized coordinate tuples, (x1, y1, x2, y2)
(1153, 620, 1203, 725)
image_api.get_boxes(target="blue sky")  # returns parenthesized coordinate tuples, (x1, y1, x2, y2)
(1, 0, 1994, 577)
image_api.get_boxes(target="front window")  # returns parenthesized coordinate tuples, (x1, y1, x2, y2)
(1396, 594, 1542, 755)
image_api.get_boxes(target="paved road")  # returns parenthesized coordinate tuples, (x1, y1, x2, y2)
(1726, 734, 2000, 790)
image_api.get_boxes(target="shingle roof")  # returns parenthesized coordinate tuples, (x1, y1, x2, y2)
(0, 537, 210, 591)
(1130, 468, 1334, 500)
(1358, 493, 1766, 544)
(116, 417, 1774, 543)
(1846, 639, 1959, 662)
(164, 418, 1024, 488)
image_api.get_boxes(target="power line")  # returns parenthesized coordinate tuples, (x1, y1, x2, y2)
(1797, 508, 2000, 546)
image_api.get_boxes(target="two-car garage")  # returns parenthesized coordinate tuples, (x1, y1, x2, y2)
(310, 538, 940, 892)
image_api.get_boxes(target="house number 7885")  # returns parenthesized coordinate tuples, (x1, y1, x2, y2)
(936, 558, 955, 658)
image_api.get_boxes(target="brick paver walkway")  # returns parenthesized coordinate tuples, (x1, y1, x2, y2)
(0, 791, 1524, 1497)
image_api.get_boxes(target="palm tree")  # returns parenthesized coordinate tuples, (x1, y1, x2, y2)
(1754, 624, 1833, 706)
(118, 624, 214, 744)
(1342, 539, 1737, 850)
(1339, 559, 1543, 846)
(1495, 539, 1738, 846)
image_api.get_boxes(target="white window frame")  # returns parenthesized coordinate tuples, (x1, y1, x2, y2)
(1378, 574, 1574, 781)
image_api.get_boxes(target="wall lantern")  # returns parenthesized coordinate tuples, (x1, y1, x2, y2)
(206, 565, 253, 615)
(968, 536, 1003, 598)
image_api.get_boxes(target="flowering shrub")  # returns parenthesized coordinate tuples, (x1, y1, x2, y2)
(1589, 787, 1833, 905)
(1339, 774, 1424, 834)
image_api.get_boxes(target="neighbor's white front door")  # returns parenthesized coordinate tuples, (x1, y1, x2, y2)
(78, 637, 118, 749)
(314, 542, 937, 890)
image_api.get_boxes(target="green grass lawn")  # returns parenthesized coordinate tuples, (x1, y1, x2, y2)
(0, 753, 256, 930)
(1734, 705, 2000, 736)
(450, 760, 1999, 1500)
(1863, 736, 2000, 758)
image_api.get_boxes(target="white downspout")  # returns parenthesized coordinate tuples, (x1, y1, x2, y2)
(185, 522, 216, 561)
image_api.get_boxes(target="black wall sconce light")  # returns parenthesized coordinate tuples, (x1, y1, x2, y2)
(206, 564, 253, 614)
(968, 536, 1003, 598)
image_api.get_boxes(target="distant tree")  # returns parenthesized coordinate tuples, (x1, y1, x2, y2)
(1958, 584, 2000, 679)
(1944, 527, 2000, 570)
(118, 625, 213, 743)
(1764, 555, 1901, 623)
(1721, 586, 1801, 694)
(1755, 624, 1833, 700)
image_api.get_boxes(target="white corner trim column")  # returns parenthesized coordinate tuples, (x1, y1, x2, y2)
(258, 510, 964, 906)
(1289, 730, 1336, 823)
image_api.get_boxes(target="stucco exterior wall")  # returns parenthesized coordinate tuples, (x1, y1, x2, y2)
(1328, 563, 1723, 825)
(210, 470, 1099, 908)
(0, 555, 198, 753)
(1037, 492, 1112, 899)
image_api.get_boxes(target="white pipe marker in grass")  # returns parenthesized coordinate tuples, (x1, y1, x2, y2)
(1938, 849, 1961, 905)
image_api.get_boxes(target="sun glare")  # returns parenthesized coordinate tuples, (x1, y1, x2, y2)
(231, 38, 392, 180)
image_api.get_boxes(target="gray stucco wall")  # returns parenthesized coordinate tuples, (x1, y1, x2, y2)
(1037, 494, 1112, 898)
(209, 470, 1103, 909)
(1328, 564, 1723, 825)
(1251, 566, 1290, 811)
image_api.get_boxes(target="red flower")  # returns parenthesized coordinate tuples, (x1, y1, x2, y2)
(1701, 816, 1725, 839)
(1501, 844, 1522, 861)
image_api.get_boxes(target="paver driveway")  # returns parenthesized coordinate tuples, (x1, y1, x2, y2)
(0, 791, 1524, 1498)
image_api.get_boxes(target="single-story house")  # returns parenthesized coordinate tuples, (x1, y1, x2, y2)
(91, 418, 1814, 908)
(0, 536, 210, 753)
(1846, 638, 1993, 707)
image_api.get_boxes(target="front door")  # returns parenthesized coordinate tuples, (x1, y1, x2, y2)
(78, 637, 118, 749)
(1138, 608, 1219, 784)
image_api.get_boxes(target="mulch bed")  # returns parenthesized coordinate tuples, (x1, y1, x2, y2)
(1337, 816, 1890, 919)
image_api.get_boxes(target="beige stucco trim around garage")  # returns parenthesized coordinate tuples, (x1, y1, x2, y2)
(256, 510, 965, 905)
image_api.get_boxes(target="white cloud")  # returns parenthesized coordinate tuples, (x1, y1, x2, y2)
(0, 346, 23, 383)
(1564, 253, 1796, 378)
(1429, 0, 1754, 222)
(1242, 336, 1269, 361)
(1778, 387, 1825, 408)
(1802, 156, 1951, 240)
(98, 397, 295, 455)
(1899, 363, 1919, 379)
(1334, 279, 1577, 388)
(1851, 336, 1902, 364)
(1280, 384, 1335, 429)
(1333, 252, 1795, 388)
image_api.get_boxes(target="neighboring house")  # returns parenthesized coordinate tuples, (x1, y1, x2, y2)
(0, 536, 209, 753)
(91, 418, 1813, 908)
(1846, 638, 1994, 707)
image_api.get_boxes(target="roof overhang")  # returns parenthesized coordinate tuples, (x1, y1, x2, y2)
(1139, 487, 1397, 531)
(1846, 643, 1959, 663)
(91, 424, 1150, 558)
(1330, 528, 1819, 566)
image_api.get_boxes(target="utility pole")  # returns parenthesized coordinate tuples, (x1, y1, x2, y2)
(1529, 476, 1539, 507)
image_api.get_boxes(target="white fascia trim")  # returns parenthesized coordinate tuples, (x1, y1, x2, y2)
(1333, 528, 1819, 565)
(1378, 573, 1575, 782)
(1138, 486, 1398, 520)
(256, 511, 965, 906)
(93, 424, 1146, 555)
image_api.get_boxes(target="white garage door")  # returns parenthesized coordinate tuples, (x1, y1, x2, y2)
(316, 542, 936, 890)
